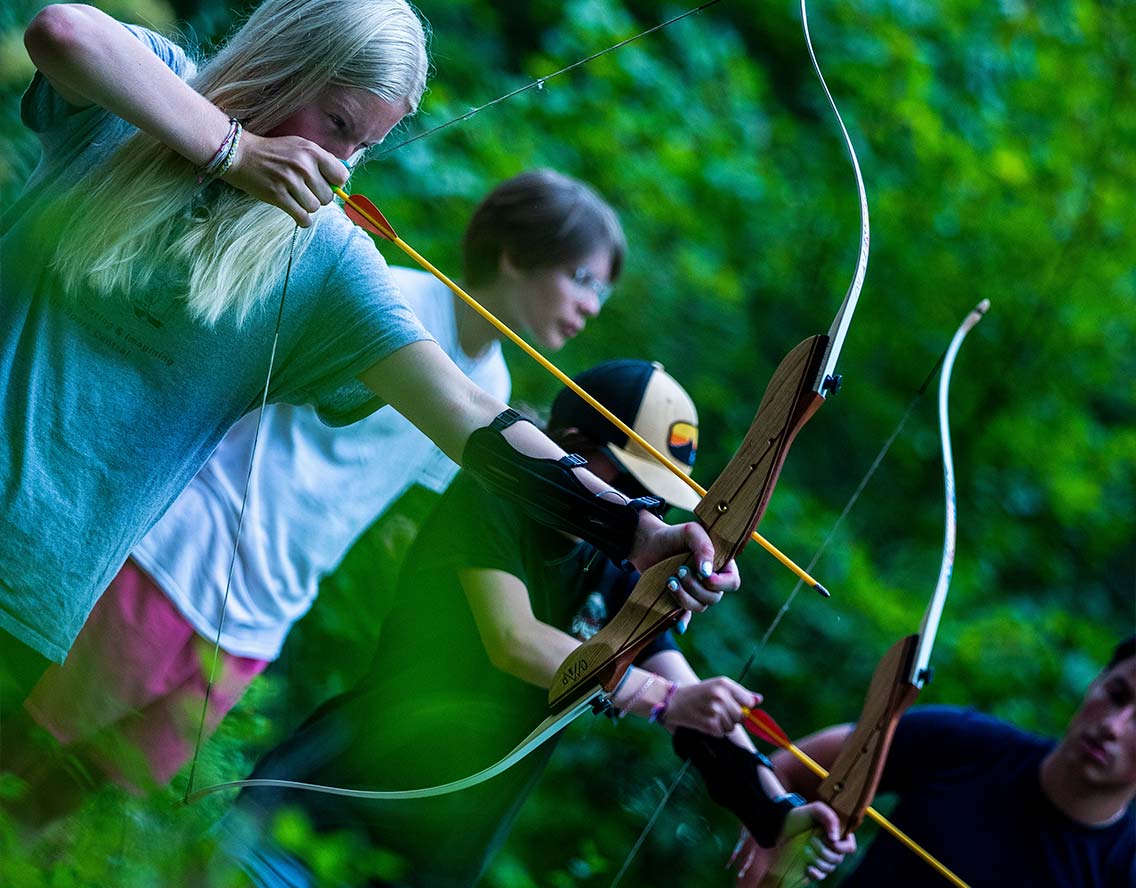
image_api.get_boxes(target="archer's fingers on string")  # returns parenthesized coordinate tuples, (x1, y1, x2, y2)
(726, 680, 762, 708)
(288, 179, 322, 216)
(280, 196, 313, 229)
(316, 151, 349, 189)
(306, 169, 335, 206)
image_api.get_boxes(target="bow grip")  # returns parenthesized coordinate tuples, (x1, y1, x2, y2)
(548, 554, 688, 708)
(816, 634, 921, 833)
(549, 335, 831, 710)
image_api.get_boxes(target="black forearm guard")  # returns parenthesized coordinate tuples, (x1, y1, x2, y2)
(462, 410, 666, 568)
(673, 727, 804, 848)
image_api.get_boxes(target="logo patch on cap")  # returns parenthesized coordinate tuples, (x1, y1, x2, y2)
(668, 421, 698, 468)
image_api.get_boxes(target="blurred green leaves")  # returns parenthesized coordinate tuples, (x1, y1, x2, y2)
(1, 0, 1132, 883)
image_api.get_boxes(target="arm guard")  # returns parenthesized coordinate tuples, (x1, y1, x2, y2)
(673, 727, 805, 848)
(462, 410, 665, 568)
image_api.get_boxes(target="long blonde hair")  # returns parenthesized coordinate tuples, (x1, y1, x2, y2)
(52, 0, 428, 326)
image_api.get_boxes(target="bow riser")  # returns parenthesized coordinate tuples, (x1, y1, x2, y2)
(694, 335, 828, 562)
(816, 634, 921, 833)
(549, 335, 829, 709)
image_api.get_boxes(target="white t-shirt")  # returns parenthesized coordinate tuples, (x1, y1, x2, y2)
(131, 267, 510, 660)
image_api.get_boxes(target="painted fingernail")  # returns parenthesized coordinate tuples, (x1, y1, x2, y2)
(677, 613, 690, 634)
(700, 560, 713, 578)
(677, 565, 689, 579)
(667, 578, 680, 593)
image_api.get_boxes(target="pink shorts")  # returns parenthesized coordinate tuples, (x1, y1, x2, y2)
(24, 559, 267, 789)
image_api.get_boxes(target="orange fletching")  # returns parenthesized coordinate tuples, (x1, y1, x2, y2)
(343, 192, 398, 242)
(743, 708, 791, 750)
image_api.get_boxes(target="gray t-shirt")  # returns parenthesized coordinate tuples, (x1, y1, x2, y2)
(0, 27, 430, 661)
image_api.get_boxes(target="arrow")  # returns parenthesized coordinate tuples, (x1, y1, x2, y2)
(742, 708, 971, 888)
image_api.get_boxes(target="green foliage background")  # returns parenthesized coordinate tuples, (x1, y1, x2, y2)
(1, 0, 1133, 884)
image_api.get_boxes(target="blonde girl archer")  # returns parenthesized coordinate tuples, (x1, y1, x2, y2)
(0, 0, 734, 705)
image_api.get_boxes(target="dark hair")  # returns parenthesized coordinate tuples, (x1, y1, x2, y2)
(1105, 636, 1136, 671)
(462, 169, 626, 287)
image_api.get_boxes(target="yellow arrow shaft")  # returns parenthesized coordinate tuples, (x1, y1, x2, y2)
(782, 740, 970, 888)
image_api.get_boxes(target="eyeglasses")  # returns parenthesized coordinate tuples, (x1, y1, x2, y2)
(570, 266, 613, 306)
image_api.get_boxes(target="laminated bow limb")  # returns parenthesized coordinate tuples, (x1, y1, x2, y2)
(183, 328, 840, 805)
(608, 2, 872, 879)
(185, 684, 606, 804)
(741, 708, 969, 888)
(739, 301, 989, 887)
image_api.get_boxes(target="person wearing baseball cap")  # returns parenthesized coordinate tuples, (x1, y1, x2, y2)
(547, 359, 701, 511)
(218, 360, 853, 888)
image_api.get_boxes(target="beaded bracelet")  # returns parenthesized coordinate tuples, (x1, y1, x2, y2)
(648, 680, 678, 725)
(196, 117, 241, 184)
(616, 673, 655, 720)
(213, 122, 243, 180)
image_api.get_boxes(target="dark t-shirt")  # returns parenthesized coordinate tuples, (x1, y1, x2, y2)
(241, 472, 677, 885)
(842, 706, 1135, 888)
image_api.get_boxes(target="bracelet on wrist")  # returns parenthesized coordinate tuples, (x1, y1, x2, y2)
(616, 673, 656, 720)
(648, 680, 678, 725)
(213, 122, 243, 180)
(197, 117, 242, 184)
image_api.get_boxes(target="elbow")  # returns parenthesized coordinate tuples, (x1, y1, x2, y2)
(483, 636, 516, 674)
(25, 5, 91, 72)
(483, 629, 526, 678)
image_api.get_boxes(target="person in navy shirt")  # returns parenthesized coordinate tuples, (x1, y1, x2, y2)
(735, 635, 1136, 887)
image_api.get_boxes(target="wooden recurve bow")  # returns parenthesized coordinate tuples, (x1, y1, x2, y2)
(549, 334, 830, 708)
(807, 301, 988, 888)
(550, 0, 872, 713)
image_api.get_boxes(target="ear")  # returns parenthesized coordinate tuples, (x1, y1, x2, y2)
(498, 251, 523, 280)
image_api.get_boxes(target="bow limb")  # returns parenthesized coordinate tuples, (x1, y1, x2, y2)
(549, 334, 830, 708)
(814, 300, 989, 841)
(185, 685, 605, 804)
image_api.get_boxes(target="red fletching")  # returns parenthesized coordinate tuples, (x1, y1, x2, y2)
(343, 193, 397, 241)
(744, 708, 791, 750)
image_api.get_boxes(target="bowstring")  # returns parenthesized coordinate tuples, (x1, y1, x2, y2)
(739, 343, 952, 682)
(183, 225, 300, 802)
(372, 2, 723, 159)
(611, 0, 871, 878)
